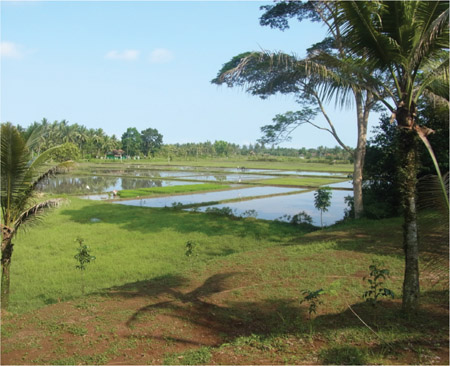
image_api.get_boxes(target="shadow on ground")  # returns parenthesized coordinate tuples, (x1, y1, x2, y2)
(103, 271, 449, 359)
(60, 202, 312, 241)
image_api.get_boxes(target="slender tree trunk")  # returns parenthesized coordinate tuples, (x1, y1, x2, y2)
(353, 91, 371, 219)
(398, 128, 420, 313)
(1, 238, 13, 310)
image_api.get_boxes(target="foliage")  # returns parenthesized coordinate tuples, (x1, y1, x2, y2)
(300, 288, 324, 319)
(213, 140, 231, 157)
(140, 127, 163, 157)
(48, 142, 80, 162)
(74, 237, 96, 271)
(343, 195, 354, 220)
(314, 187, 332, 227)
(14, 119, 352, 162)
(363, 114, 402, 218)
(416, 101, 449, 176)
(204, 206, 235, 217)
(185, 240, 198, 258)
(335, 0, 448, 312)
(74, 237, 95, 296)
(18, 119, 119, 158)
(1, 123, 64, 309)
(290, 211, 313, 225)
(364, 103, 449, 218)
(170, 202, 184, 209)
(363, 261, 394, 306)
(121, 127, 142, 156)
(241, 209, 258, 219)
(278, 211, 314, 226)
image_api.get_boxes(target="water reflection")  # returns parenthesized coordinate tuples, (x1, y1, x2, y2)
(264, 170, 348, 177)
(185, 174, 274, 182)
(89, 169, 200, 178)
(113, 186, 302, 208)
(192, 190, 353, 226)
(326, 181, 353, 189)
(37, 176, 200, 194)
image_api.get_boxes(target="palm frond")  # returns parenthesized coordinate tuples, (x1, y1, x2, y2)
(410, 2, 449, 71)
(1, 124, 32, 223)
(24, 124, 47, 151)
(28, 144, 65, 171)
(302, 53, 395, 111)
(12, 198, 65, 235)
(337, 1, 399, 69)
(212, 51, 304, 94)
(415, 56, 450, 103)
(418, 173, 449, 215)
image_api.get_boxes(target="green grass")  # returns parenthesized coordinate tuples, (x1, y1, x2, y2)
(255, 176, 348, 187)
(164, 347, 212, 365)
(79, 158, 353, 173)
(3, 198, 448, 365)
(8, 197, 307, 313)
(117, 183, 231, 199)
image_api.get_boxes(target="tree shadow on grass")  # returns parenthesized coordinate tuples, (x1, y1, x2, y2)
(60, 202, 308, 241)
(103, 272, 448, 361)
(282, 214, 449, 264)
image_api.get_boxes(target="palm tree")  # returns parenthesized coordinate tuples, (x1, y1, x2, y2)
(1, 123, 64, 310)
(334, 0, 449, 312)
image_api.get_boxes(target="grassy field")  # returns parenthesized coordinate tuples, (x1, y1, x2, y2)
(5, 198, 308, 313)
(80, 157, 353, 173)
(2, 196, 448, 365)
(117, 183, 231, 199)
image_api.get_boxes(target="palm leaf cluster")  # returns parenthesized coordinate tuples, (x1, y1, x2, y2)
(335, 1, 449, 111)
(1, 123, 63, 243)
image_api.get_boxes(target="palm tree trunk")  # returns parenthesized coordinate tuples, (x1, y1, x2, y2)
(398, 128, 420, 313)
(1, 237, 13, 310)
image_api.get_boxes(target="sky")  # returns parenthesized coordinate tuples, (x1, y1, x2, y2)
(1, 0, 382, 149)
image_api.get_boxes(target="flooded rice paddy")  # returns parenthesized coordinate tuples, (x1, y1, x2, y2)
(190, 189, 351, 227)
(113, 186, 303, 208)
(37, 176, 201, 194)
(40, 165, 353, 226)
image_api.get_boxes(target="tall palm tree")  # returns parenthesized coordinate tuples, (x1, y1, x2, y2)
(334, 0, 449, 312)
(1, 123, 64, 310)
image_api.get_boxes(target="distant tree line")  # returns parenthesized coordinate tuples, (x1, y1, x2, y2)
(157, 141, 350, 162)
(10, 118, 351, 162)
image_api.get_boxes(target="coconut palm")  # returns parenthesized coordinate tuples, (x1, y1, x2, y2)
(333, 0, 449, 312)
(1, 123, 65, 310)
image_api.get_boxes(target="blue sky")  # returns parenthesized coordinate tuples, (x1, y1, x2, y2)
(1, 0, 381, 148)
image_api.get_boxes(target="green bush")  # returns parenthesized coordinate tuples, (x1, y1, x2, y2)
(49, 142, 81, 162)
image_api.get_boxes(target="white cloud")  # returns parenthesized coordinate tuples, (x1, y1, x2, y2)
(105, 49, 140, 61)
(149, 48, 174, 64)
(1, 42, 24, 59)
